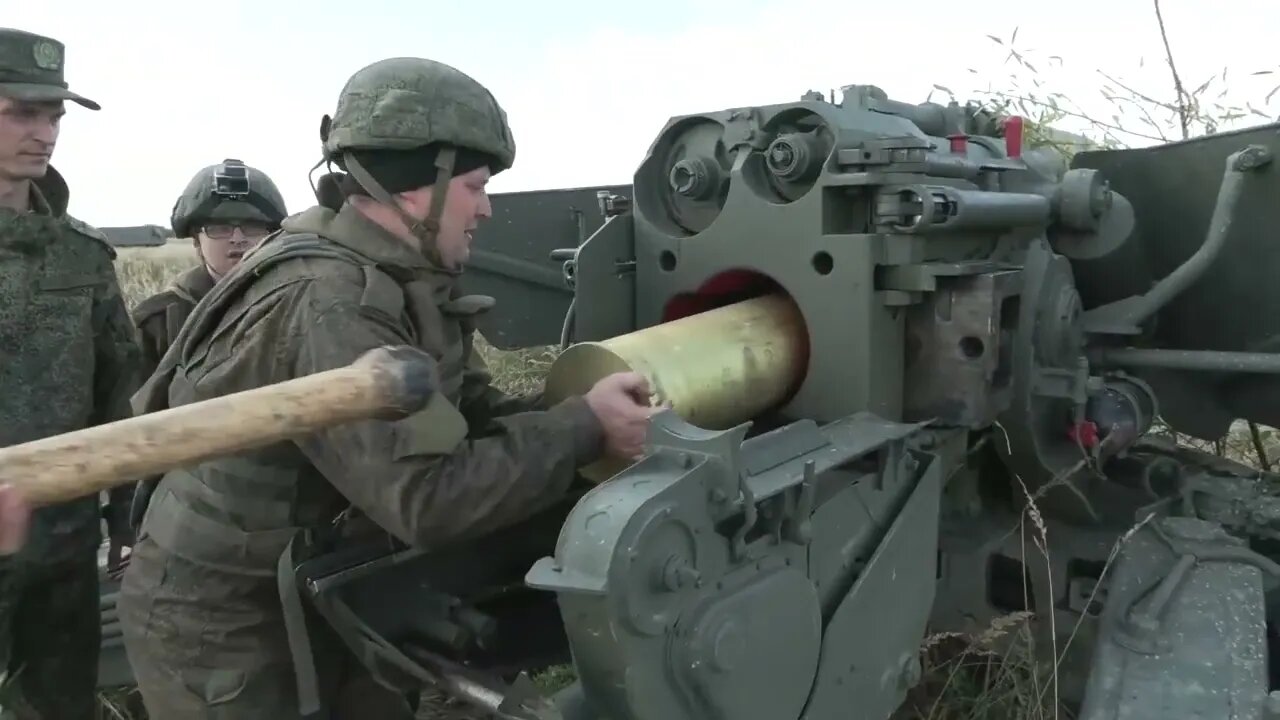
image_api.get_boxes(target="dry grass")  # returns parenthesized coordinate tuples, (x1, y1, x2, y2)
(102, 244, 1275, 720)
(112, 240, 561, 391)
(114, 242, 200, 309)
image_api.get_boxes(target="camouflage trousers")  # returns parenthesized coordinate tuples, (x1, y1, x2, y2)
(0, 549, 101, 720)
(118, 536, 416, 719)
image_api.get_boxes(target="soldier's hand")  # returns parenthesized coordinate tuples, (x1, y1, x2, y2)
(0, 484, 30, 555)
(584, 371, 657, 460)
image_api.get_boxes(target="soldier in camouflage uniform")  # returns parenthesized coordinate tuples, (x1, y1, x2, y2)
(0, 27, 141, 719)
(118, 56, 656, 718)
(127, 160, 287, 532)
(132, 159, 288, 378)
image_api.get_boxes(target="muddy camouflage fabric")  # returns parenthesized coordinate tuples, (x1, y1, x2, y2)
(126, 263, 216, 530)
(0, 552, 100, 719)
(131, 264, 216, 382)
(118, 201, 603, 717)
(0, 175, 141, 718)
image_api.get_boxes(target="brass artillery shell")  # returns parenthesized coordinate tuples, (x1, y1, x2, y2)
(544, 293, 809, 481)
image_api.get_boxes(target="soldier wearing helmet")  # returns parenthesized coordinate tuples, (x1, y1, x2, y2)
(0, 27, 141, 719)
(124, 160, 287, 535)
(116, 57, 656, 717)
(132, 158, 287, 397)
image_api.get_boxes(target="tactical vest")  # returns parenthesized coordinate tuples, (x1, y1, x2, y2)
(132, 227, 492, 715)
(128, 264, 216, 534)
(131, 264, 215, 366)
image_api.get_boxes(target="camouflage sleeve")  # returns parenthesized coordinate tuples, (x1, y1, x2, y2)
(91, 263, 143, 541)
(130, 310, 169, 384)
(123, 310, 169, 533)
(289, 281, 603, 549)
(455, 340, 547, 432)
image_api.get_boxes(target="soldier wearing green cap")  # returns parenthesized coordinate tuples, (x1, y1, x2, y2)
(0, 26, 141, 719)
(116, 56, 656, 717)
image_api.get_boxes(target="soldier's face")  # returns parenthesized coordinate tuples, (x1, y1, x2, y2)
(403, 166, 493, 269)
(0, 98, 62, 181)
(195, 221, 271, 279)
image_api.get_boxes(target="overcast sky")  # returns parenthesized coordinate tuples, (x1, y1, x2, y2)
(8, 0, 1279, 228)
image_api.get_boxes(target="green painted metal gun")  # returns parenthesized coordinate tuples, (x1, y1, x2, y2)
(285, 84, 1280, 720)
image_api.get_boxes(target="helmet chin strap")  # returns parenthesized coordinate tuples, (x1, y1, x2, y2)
(342, 147, 458, 272)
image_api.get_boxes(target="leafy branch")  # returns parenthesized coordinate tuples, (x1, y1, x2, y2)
(1151, 0, 1191, 138)
(954, 0, 1278, 156)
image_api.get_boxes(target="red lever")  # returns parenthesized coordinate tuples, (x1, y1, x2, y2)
(1004, 116, 1024, 158)
(1068, 421, 1099, 448)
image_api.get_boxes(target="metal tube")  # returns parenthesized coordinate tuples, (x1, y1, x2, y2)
(544, 293, 809, 481)
(1128, 145, 1272, 321)
(1090, 347, 1280, 374)
(944, 188, 1051, 229)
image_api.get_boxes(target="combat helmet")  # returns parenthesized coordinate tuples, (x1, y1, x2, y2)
(317, 57, 516, 264)
(170, 159, 288, 239)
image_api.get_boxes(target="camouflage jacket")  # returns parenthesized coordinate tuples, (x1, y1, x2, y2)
(132, 201, 603, 577)
(130, 263, 215, 382)
(0, 169, 141, 562)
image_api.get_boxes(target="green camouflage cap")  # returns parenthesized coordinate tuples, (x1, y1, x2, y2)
(0, 28, 99, 111)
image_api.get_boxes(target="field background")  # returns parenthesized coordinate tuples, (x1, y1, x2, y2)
(113, 241, 557, 395)
(114, 243, 199, 310)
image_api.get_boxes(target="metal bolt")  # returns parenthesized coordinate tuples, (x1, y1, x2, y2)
(662, 556, 701, 591)
(769, 141, 796, 171)
(670, 163, 697, 195)
(669, 158, 715, 199)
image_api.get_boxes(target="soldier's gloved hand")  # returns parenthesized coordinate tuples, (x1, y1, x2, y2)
(584, 371, 660, 460)
(0, 484, 30, 555)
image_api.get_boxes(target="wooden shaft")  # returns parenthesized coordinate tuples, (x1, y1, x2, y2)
(0, 345, 437, 507)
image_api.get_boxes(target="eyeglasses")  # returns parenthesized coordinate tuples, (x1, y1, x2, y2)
(201, 222, 272, 240)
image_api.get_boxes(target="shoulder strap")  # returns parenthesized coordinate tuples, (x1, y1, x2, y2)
(61, 213, 117, 259)
(132, 264, 211, 328)
(130, 290, 179, 326)
(130, 231, 390, 416)
(356, 264, 407, 328)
